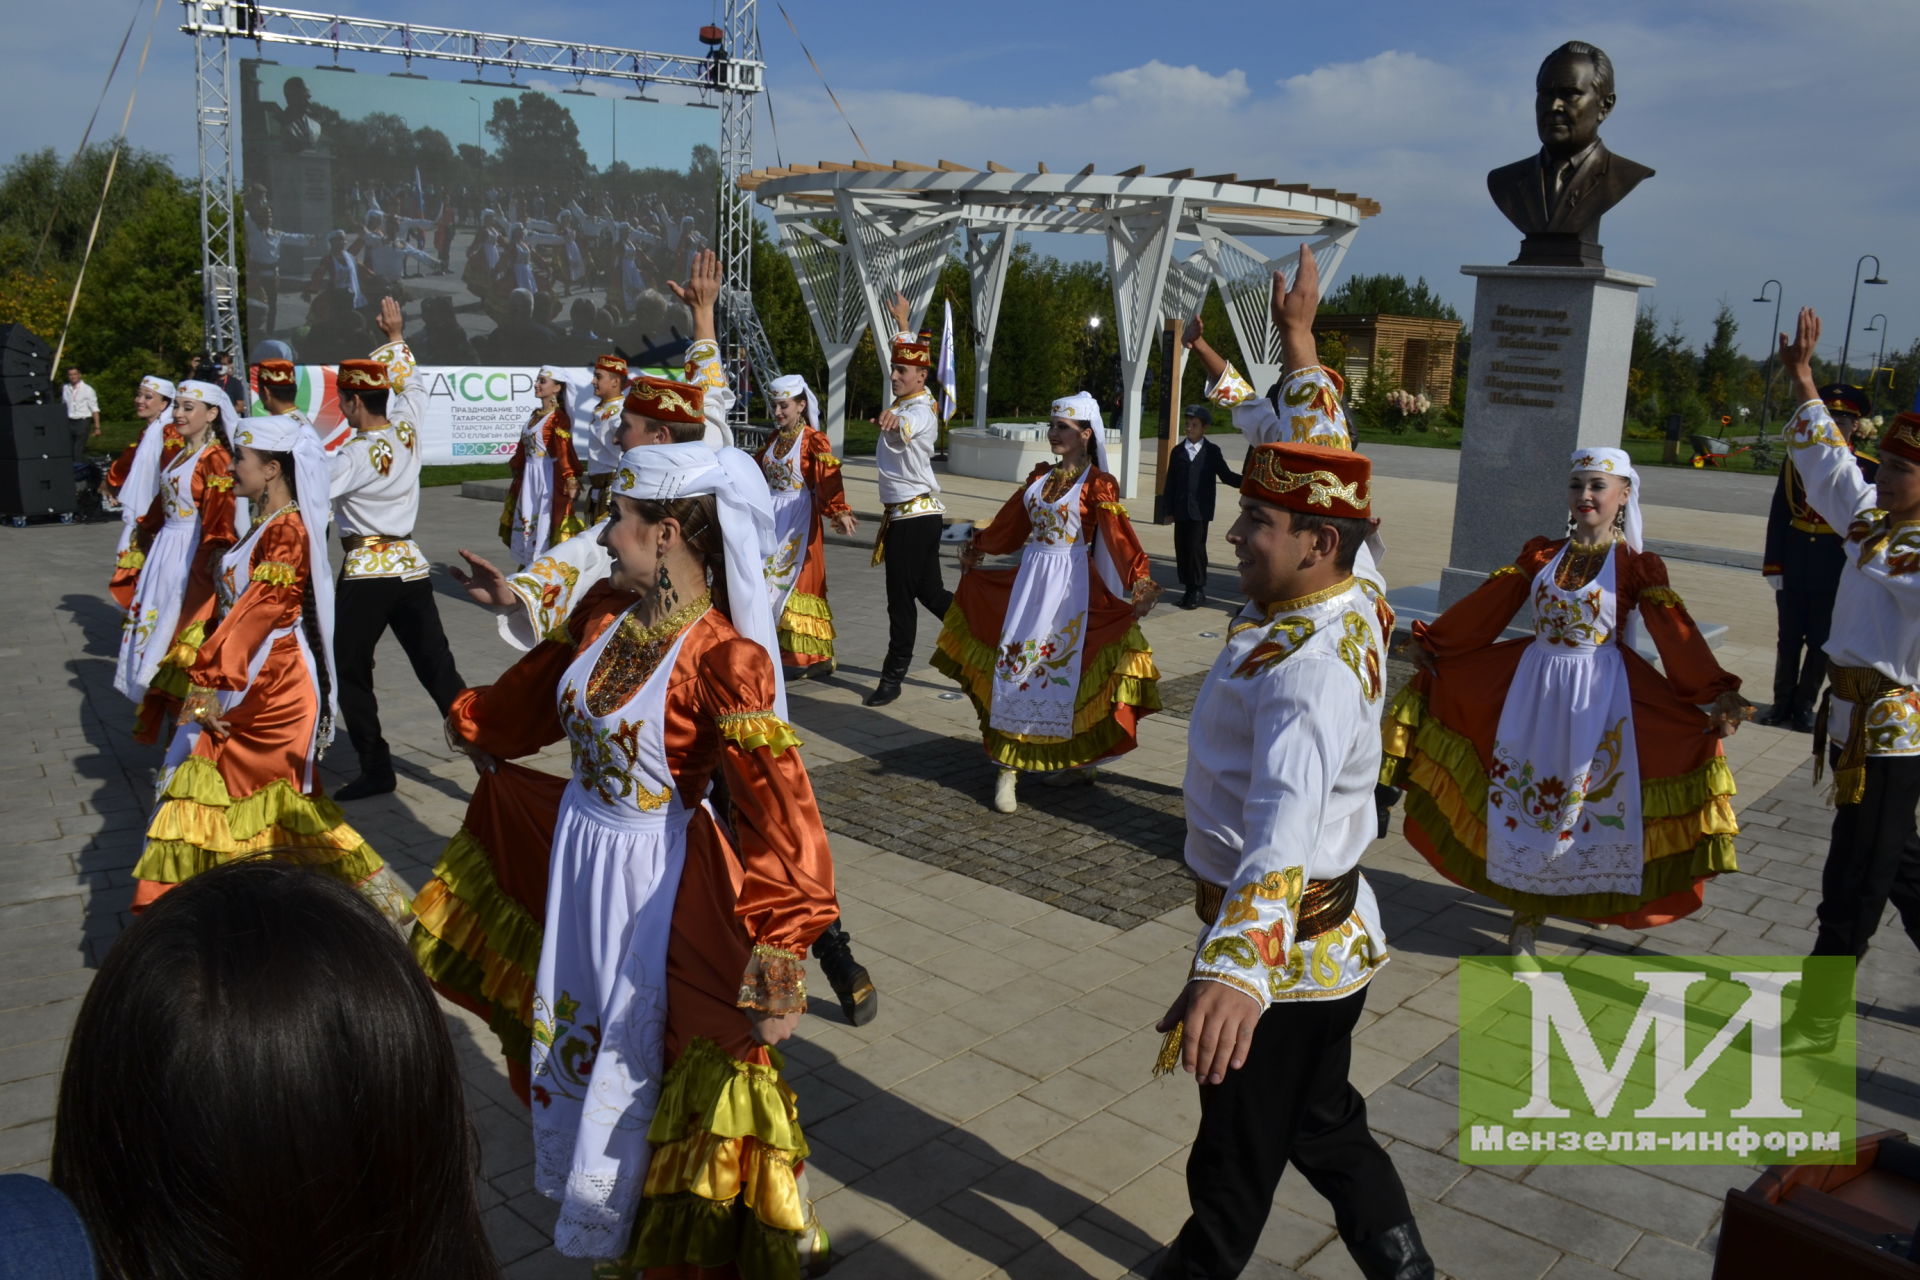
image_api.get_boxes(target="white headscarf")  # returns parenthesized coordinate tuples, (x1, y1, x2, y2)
(1051, 390, 1106, 472)
(610, 442, 787, 720)
(120, 376, 179, 519)
(768, 374, 820, 432)
(1569, 446, 1643, 551)
(177, 380, 239, 440)
(232, 414, 340, 743)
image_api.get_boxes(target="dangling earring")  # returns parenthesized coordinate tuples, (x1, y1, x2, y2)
(1565, 514, 1577, 537)
(1612, 507, 1627, 536)
(657, 557, 676, 607)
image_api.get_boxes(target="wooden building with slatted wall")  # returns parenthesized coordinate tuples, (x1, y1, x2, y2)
(1312, 313, 1463, 406)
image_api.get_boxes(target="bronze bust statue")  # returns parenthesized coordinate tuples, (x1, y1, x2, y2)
(1487, 41, 1653, 268)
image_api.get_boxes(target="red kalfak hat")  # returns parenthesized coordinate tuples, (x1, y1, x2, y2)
(623, 375, 705, 425)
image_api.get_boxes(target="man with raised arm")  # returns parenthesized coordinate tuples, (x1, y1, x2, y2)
(865, 291, 952, 707)
(327, 296, 467, 800)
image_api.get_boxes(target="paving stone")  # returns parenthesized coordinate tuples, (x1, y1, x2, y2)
(1615, 1231, 1715, 1280)
(1522, 1162, 1723, 1245)
(1442, 1168, 1639, 1265)
(1029, 1111, 1181, 1195)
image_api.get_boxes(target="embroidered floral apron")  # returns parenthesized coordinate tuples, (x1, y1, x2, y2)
(761, 429, 810, 618)
(510, 413, 556, 566)
(990, 468, 1091, 742)
(1486, 545, 1644, 898)
(113, 444, 203, 700)
(533, 606, 701, 1258)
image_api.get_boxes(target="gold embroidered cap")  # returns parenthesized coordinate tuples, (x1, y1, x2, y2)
(336, 360, 390, 392)
(252, 359, 296, 388)
(890, 333, 932, 368)
(623, 374, 705, 425)
(1242, 442, 1370, 518)
(594, 353, 629, 378)
(1885, 412, 1920, 465)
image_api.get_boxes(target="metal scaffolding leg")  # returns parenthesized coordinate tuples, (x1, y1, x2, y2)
(716, 0, 777, 421)
(193, 12, 244, 368)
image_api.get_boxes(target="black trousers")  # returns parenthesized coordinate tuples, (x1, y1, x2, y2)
(1812, 753, 1920, 960)
(334, 575, 467, 768)
(880, 514, 952, 683)
(1772, 587, 1837, 715)
(1155, 986, 1414, 1279)
(1173, 520, 1211, 590)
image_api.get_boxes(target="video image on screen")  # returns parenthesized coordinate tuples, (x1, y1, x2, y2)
(240, 60, 718, 368)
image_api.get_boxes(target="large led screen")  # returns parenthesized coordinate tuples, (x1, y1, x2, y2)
(240, 60, 718, 367)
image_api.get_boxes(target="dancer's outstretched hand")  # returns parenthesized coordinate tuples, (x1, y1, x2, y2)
(449, 549, 517, 613)
(749, 1009, 803, 1045)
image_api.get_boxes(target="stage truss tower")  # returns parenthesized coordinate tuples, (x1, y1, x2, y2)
(179, 0, 776, 417)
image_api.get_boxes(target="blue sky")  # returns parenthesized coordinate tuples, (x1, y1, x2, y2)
(12, 0, 1920, 381)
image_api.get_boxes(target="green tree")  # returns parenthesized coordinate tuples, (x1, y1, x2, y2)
(1320, 272, 1461, 322)
(486, 92, 588, 188)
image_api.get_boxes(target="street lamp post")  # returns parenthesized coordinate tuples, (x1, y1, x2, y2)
(1864, 313, 1889, 394)
(466, 96, 482, 150)
(1840, 254, 1887, 384)
(1755, 279, 1783, 426)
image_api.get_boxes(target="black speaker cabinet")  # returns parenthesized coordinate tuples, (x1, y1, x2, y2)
(0, 325, 52, 403)
(0, 402, 71, 460)
(0, 456, 77, 516)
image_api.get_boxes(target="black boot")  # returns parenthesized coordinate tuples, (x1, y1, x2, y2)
(336, 745, 397, 801)
(813, 921, 878, 1026)
(1374, 783, 1403, 841)
(863, 679, 901, 707)
(1780, 955, 1854, 1057)
(1348, 1221, 1436, 1280)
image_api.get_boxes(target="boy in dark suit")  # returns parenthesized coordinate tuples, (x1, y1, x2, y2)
(1163, 405, 1241, 609)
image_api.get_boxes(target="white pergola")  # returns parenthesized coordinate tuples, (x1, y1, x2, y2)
(743, 160, 1380, 498)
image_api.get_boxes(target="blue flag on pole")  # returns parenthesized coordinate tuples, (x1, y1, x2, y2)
(937, 298, 958, 424)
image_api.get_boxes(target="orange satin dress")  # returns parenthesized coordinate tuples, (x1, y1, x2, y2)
(754, 425, 852, 669)
(1384, 537, 1742, 926)
(131, 511, 403, 920)
(106, 422, 184, 610)
(933, 463, 1162, 770)
(132, 442, 240, 743)
(413, 583, 839, 1277)
(500, 400, 585, 554)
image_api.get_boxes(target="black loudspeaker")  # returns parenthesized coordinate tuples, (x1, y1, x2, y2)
(0, 402, 71, 460)
(0, 325, 52, 404)
(0, 456, 78, 516)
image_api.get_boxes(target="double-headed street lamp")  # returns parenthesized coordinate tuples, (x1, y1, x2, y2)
(1755, 279, 1783, 425)
(1839, 254, 1887, 384)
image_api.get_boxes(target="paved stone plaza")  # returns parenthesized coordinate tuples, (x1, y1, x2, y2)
(3, 442, 1918, 1278)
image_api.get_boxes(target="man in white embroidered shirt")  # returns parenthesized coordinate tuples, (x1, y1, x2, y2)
(62, 368, 100, 453)
(1151, 439, 1431, 1280)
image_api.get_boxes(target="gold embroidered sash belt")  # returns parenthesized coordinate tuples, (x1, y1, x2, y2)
(1193, 866, 1361, 942)
(341, 533, 414, 552)
(1815, 663, 1911, 806)
(1790, 516, 1836, 536)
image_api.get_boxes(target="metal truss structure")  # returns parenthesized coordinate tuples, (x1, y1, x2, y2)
(744, 161, 1379, 498)
(180, 0, 776, 413)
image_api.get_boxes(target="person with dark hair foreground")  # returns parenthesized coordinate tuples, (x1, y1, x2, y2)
(52, 861, 498, 1280)
(427, 441, 838, 1276)
(935, 390, 1162, 814)
(131, 414, 409, 920)
(1152, 442, 1432, 1280)
(328, 297, 467, 799)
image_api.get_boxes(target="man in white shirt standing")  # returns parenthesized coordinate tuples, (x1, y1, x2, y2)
(865, 292, 952, 707)
(62, 368, 100, 454)
(327, 296, 467, 799)
(1152, 441, 1432, 1280)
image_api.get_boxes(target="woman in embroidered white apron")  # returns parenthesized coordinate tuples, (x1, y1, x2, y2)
(133, 414, 408, 920)
(1384, 448, 1751, 954)
(113, 381, 241, 743)
(437, 443, 838, 1277)
(935, 391, 1163, 814)
(502, 365, 586, 566)
(756, 374, 856, 677)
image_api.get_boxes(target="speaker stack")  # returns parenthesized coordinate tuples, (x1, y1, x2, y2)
(0, 325, 76, 523)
